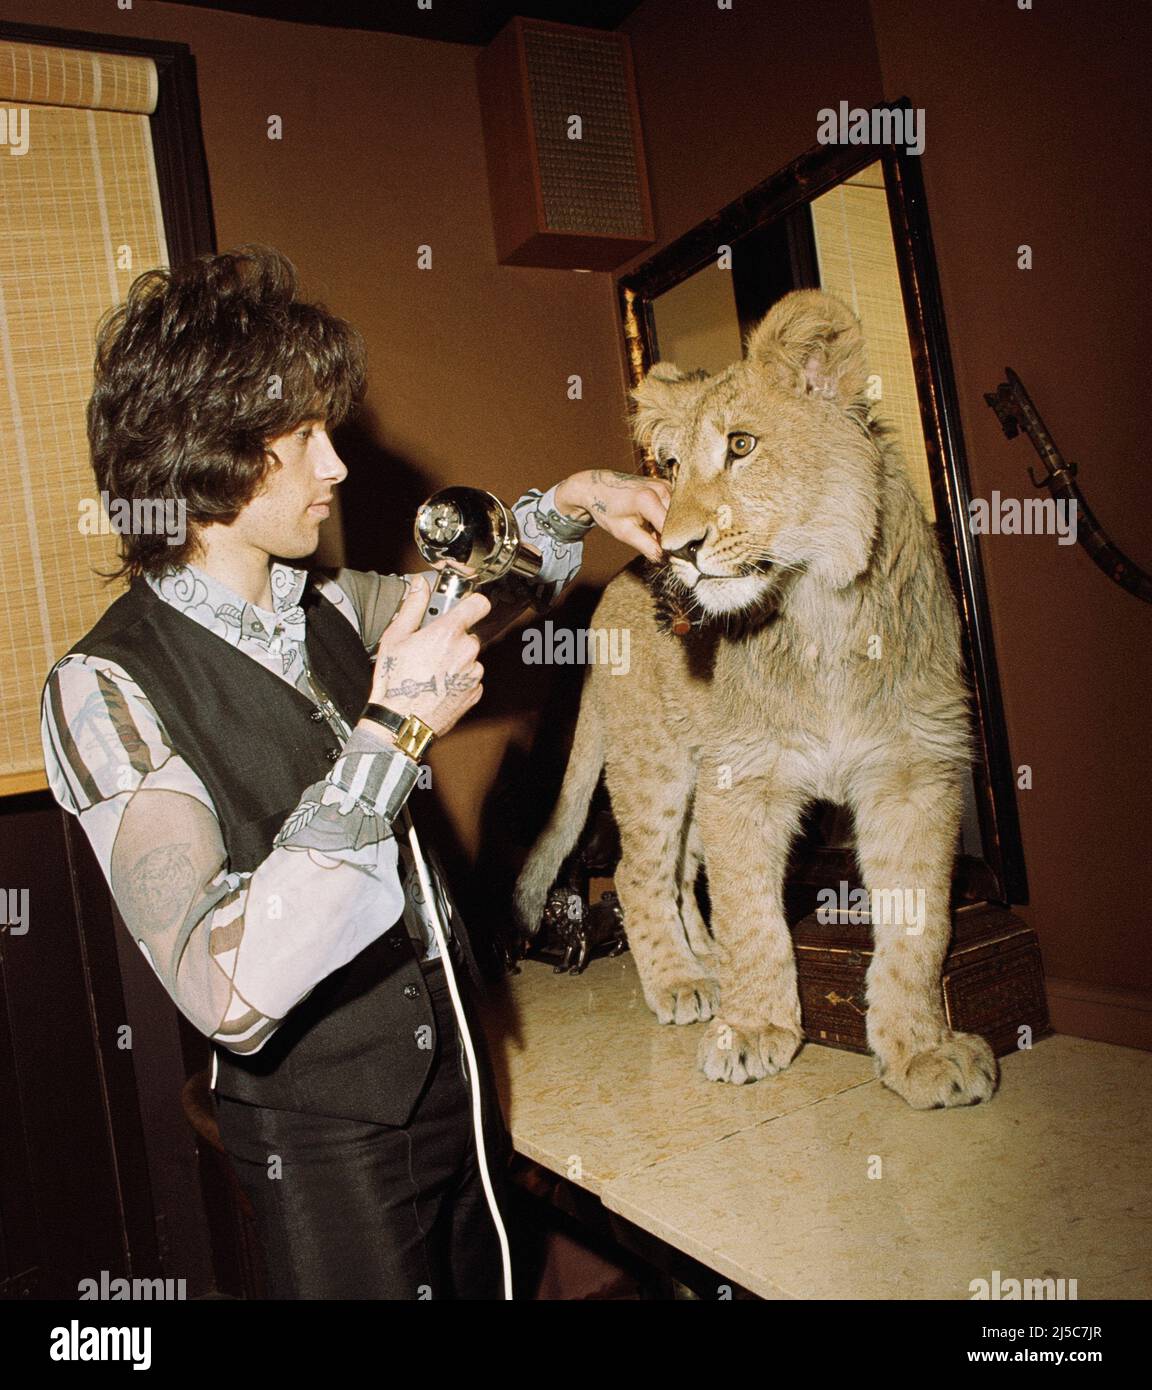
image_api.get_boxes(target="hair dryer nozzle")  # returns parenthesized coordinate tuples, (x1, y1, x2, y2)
(413, 486, 543, 626)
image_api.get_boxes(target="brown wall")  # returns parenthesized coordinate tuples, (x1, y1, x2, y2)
(865, 0, 1152, 1028)
(621, 0, 884, 244)
(10, 1, 1150, 1042)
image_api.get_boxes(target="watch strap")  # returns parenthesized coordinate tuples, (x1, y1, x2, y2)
(362, 702, 404, 736)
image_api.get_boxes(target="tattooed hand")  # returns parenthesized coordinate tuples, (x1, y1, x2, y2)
(551, 469, 671, 562)
(444, 671, 481, 694)
(383, 677, 438, 701)
(363, 575, 489, 742)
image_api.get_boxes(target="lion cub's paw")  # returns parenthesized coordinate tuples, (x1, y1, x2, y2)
(697, 1018, 803, 1084)
(647, 975, 720, 1025)
(880, 1030, 998, 1109)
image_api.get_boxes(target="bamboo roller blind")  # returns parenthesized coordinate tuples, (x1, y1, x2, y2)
(0, 39, 169, 795)
(809, 162, 935, 521)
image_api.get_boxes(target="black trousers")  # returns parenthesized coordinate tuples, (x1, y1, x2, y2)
(215, 956, 512, 1300)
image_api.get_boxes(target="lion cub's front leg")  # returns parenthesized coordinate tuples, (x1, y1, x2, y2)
(852, 768, 999, 1109)
(605, 755, 720, 1025)
(693, 771, 805, 1083)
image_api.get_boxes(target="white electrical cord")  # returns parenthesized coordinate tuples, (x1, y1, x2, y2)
(400, 803, 514, 1300)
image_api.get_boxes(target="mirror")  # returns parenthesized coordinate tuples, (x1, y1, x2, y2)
(617, 108, 1026, 909)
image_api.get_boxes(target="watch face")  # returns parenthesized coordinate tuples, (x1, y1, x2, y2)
(397, 715, 434, 760)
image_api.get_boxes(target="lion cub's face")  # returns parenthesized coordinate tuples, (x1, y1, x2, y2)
(632, 291, 882, 619)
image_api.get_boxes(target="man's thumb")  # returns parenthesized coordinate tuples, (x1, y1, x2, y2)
(386, 575, 429, 637)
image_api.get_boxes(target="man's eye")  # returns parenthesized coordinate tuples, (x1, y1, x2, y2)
(728, 432, 757, 459)
(297, 427, 314, 441)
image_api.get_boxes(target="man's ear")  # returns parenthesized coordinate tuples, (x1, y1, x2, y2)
(745, 290, 871, 415)
(629, 361, 708, 450)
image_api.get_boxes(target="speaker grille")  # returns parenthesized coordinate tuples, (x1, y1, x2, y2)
(522, 28, 647, 238)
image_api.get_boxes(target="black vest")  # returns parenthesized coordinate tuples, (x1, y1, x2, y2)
(64, 575, 483, 1127)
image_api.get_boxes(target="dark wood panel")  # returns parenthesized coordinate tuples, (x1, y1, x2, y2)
(0, 797, 221, 1299)
(0, 801, 138, 1296)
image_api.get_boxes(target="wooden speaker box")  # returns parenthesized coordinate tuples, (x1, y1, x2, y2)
(476, 17, 655, 270)
(794, 903, 1051, 1058)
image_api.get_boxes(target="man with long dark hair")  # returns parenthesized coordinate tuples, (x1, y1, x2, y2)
(40, 247, 669, 1299)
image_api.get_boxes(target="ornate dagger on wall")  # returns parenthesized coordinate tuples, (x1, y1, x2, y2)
(985, 368, 1151, 605)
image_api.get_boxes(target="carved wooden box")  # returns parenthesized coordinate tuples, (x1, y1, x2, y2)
(793, 903, 1050, 1057)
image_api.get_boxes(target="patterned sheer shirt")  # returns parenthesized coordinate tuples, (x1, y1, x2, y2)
(40, 485, 586, 1057)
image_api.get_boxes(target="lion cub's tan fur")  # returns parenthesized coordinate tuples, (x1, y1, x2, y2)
(517, 290, 997, 1108)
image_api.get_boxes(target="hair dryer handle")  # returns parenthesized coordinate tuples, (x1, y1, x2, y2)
(419, 568, 472, 627)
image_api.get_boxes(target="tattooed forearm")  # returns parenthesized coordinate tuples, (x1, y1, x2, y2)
(123, 842, 200, 928)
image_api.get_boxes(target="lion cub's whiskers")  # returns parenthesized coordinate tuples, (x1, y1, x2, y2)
(742, 550, 801, 576)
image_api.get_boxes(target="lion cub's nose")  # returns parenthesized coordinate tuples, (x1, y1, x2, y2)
(665, 538, 702, 566)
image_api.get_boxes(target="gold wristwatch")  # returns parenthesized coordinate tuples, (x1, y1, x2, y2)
(361, 703, 436, 762)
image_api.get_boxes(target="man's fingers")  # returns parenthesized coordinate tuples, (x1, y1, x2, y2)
(448, 590, 492, 628)
(396, 584, 489, 637)
(634, 488, 669, 534)
(382, 574, 430, 641)
(620, 518, 664, 563)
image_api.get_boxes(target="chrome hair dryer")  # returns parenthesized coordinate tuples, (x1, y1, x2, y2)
(413, 487, 543, 627)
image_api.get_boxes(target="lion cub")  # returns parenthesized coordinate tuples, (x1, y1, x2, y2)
(516, 290, 997, 1109)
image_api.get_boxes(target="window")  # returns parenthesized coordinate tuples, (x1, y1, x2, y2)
(0, 27, 213, 795)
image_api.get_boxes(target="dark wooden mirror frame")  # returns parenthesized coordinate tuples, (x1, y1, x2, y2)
(616, 100, 1028, 908)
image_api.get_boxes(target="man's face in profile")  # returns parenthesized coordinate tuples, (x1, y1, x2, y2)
(206, 420, 348, 563)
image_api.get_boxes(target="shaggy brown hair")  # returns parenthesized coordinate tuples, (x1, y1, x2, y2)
(87, 245, 366, 579)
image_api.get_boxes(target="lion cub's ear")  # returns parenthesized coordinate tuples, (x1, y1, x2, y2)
(745, 290, 870, 412)
(629, 361, 709, 448)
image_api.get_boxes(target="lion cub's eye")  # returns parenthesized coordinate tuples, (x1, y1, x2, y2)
(727, 432, 757, 461)
(658, 456, 679, 482)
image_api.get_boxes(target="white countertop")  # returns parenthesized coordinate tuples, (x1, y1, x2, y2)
(480, 953, 1152, 1300)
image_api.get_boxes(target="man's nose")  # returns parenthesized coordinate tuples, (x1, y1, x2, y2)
(319, 434, 348, 484)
